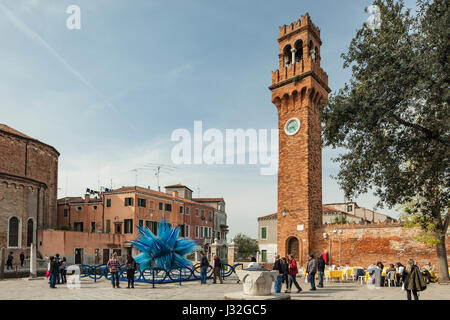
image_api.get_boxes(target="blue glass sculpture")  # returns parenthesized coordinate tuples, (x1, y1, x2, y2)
(130, 215, 197, 270)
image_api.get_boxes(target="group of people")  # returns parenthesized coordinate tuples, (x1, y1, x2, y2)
(106, 253, 137, 289)
(272, 253, 327, 293)
(5, 251, 26, 270)
(199, 252, 223, 284)
(46, 254, 67, 288)
(364, 259, 429, 300)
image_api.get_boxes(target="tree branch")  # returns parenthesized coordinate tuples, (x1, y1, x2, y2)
(391, 114, 448, 146)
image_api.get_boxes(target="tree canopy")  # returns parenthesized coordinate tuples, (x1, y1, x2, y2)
(322, 0, 449, 281)
(233, 233, 259, 261)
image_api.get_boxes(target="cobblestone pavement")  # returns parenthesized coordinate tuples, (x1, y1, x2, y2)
(0, 276, 448, 300)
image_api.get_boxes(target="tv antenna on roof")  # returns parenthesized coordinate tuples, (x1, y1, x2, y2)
(130, 167, 156, 186)
(143, 163, 177, 192)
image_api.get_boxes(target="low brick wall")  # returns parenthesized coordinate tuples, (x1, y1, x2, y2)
(310, 223, 450, 272)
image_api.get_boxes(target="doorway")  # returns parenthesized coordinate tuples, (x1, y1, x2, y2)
(287, 237, 299, 260)
(75, 248, 83, 264)
(102, 249, 110, 265)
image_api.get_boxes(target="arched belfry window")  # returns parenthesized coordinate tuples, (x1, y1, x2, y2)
(27, 219, 34, 247)
(294, 40, 303, 62)
(283, 45, 292, 66)
(8, 217, 19, 248)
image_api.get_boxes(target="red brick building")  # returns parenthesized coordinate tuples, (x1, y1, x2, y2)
(0, 124, 59, 261)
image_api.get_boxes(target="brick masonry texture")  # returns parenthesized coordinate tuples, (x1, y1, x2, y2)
(311, 223, 450, 268)
(0, 127, 59, 261)
(271, 14, 329, 264)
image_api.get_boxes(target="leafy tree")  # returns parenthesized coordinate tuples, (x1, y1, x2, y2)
(321, 0, 449, 281)
(333, 216, 347, 224)
(233, 233, 259, 261)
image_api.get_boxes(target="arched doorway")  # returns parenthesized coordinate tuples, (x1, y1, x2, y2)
(287, 237, 299, 260)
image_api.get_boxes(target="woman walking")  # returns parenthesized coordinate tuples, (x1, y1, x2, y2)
(286, 254, 302, 293)
(402, 259, 426, 300)
(125, 255, 137, 289)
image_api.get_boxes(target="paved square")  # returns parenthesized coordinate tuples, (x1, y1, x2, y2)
(0, 276, 448, 300)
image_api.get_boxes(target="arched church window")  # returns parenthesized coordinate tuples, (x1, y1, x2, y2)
(8, 217, 19, 247)
(27, 219, 34, 247)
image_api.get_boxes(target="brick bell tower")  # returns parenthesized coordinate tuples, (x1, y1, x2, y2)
(269, 14, 330, 265)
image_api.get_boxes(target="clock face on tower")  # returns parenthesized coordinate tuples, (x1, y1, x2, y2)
(284, 118, 300, 136)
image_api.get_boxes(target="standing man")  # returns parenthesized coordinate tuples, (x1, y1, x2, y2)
(107, 252, 121, 289)
(49, 256, 59, 289)
(200, 252, 209, 285)
(307, 254, 318, 291)
(212, 254, 223, 284)
(273, 255, 283, 293)
(287, 254, 302, 293)
(317, 254, 325, 288)
(6, 252, 13, 270)
(55, 254, 61, 284)
(19, 252, 25, 268)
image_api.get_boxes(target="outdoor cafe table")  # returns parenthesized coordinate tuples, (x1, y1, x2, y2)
(326, 270, 345, 281)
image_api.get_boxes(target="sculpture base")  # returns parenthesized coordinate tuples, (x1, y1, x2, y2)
(224, 292, 290, 300)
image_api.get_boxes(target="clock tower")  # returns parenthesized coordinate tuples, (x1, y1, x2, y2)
(269, 14, 330, 265)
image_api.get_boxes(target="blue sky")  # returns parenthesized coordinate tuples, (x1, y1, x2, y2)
(0, 0, 418, 239)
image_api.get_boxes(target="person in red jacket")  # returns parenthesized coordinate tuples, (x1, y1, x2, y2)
(286, 254, 302, 293)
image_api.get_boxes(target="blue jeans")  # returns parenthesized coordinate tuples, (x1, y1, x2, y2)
(318, 271, 324, 287)
(110, 271, 120, 287)
(274, 274, 283, 293)
(200, 266, 208, 284)
(308, 272, 316, 290)
(49, 273, 57, 288)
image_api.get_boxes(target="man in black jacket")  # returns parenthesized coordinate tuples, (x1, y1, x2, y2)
(317, 255, 326, 288)
(273, 255, 283, 293)
(49, 256, 60, 288)
(273, 255, 282, 273)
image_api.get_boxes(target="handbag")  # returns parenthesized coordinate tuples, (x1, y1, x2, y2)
(46, 270, 50, 279)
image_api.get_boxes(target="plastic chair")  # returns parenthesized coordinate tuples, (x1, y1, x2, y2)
(342, 267, 349, 281)
(386, 271, 396, 287)
(358, 272, 365, 285)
